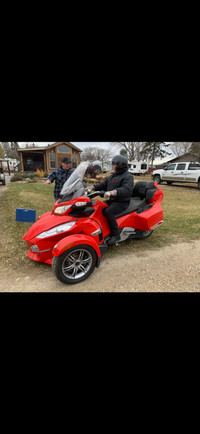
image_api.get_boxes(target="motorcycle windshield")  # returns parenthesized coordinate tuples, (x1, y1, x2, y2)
(60, 161, 89, 197)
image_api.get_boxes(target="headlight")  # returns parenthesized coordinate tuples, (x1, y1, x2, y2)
(36, 221, 77, 239)
(54, 205, 71, 215)
(75, 201, 88, 207)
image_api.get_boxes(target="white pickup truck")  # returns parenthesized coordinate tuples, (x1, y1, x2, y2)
(151, 162, 200, 190)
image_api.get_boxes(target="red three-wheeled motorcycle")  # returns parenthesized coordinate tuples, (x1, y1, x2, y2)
(23, 162, 164, 284)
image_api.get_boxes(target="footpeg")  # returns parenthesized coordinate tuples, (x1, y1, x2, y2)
(107, 236, 120, 246)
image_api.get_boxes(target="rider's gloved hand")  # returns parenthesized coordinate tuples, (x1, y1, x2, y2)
(85, 185, 95, 194)
(104, 190, 117, 200)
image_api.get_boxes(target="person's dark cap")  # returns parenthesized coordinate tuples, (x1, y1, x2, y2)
(61, 157, 71, 163)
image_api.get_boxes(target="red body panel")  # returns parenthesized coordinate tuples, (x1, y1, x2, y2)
(53, 234, 101, 258)
(22, 183, 164, 265)
(22, 212, 77, 240)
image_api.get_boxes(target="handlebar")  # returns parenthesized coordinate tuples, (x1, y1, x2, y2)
(85, 190, 105, 199)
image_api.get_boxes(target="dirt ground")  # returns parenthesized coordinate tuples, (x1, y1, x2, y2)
(0, 239, 200, 292)
(0, 184, 9, 196)
(1, 178, 200, 292)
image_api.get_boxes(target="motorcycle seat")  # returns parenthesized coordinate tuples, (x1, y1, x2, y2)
(115, 197, 148, 218)
(131, 181, 155, 198)
(115, 181, 157, 218)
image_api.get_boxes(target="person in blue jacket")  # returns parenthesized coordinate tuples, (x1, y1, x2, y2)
(45, 157, 73, 201)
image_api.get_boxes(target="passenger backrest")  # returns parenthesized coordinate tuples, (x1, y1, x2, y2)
(132, 181, 155, 199)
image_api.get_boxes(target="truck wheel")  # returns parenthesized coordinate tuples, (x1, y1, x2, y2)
(166, 181, 173, 185)
(153, 175, 161, 184)
(198, 180, 200, 190)
(52, 244, 97, 284)
(2, 179, 6, 186)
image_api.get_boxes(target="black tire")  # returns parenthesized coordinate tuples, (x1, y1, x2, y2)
(198, 180, 200, 190)
(166, 181, 173, 185)
(2, 179, 6, 186)
(52, 244, 97, 284)
(133, 230, 153, 240)
(153, 175, 161, 184)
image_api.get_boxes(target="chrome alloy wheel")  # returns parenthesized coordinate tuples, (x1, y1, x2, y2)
(62, 248, 93, 280)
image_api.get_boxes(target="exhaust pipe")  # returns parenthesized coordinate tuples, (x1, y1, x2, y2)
(151, 221, 164, 230)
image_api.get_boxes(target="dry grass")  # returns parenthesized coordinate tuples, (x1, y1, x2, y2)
(0, 178, 200, 269)
(0, 182, 55, 271)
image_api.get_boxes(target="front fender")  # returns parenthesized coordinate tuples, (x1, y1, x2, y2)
(53, 234, 102, 258)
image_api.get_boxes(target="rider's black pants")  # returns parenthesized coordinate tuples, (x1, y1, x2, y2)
(103, 200, 129, 236)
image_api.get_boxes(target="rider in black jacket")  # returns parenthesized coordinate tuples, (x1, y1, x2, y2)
(90, 155, 134, 245)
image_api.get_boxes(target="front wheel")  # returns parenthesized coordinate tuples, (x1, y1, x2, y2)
(52, 244, 97, 284)
(198, 180, 200, 190)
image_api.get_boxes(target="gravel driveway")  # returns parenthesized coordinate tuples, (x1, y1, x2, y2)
(0, 239, 200, 292)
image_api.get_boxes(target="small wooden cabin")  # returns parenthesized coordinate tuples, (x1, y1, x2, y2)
(18, 142, 82, 174)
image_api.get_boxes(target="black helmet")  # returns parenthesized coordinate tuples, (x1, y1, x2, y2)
(112, 155, 128, 172)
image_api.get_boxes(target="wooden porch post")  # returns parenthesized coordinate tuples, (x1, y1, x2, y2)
(20, 152, 24, 172)
(44, 151, 47, 173)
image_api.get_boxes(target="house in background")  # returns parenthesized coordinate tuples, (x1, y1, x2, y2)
(17, 142, 82, 173)
(0, 158, 19, 173)
(163, 152, 200, 165)
(148, 152, 200, 174)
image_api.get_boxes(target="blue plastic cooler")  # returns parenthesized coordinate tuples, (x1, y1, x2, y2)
(16, 208, 36, 222)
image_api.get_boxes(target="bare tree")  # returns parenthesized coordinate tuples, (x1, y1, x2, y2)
(2, 142, 20, 159)
(140, 142, 171, 166)
(113, 142, 145, 161)
(80, 146, 112, 165)
(168, 142, 191, 157)
(2, 142, 10, 157)
(189, 142, 200, 160)
(80, 147, 95, 161)
(0, 143, 4, 158)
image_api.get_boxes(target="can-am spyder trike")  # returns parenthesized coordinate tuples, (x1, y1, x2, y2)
(23, 162, 164, 285)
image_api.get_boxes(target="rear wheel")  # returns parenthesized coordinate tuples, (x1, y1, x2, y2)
(133, 230, 153, 240)
(52, 244, 97, 284)
(198, 180, 200, 190)
(153, 175, 161, 184)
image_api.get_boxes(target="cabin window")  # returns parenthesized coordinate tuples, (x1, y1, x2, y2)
(50, 152, 56, 169)
(58, 145, 70, 153)
(72, 154, 77, 168)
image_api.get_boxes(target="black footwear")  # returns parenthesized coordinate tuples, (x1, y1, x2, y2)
(107, 235, 120, 245)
